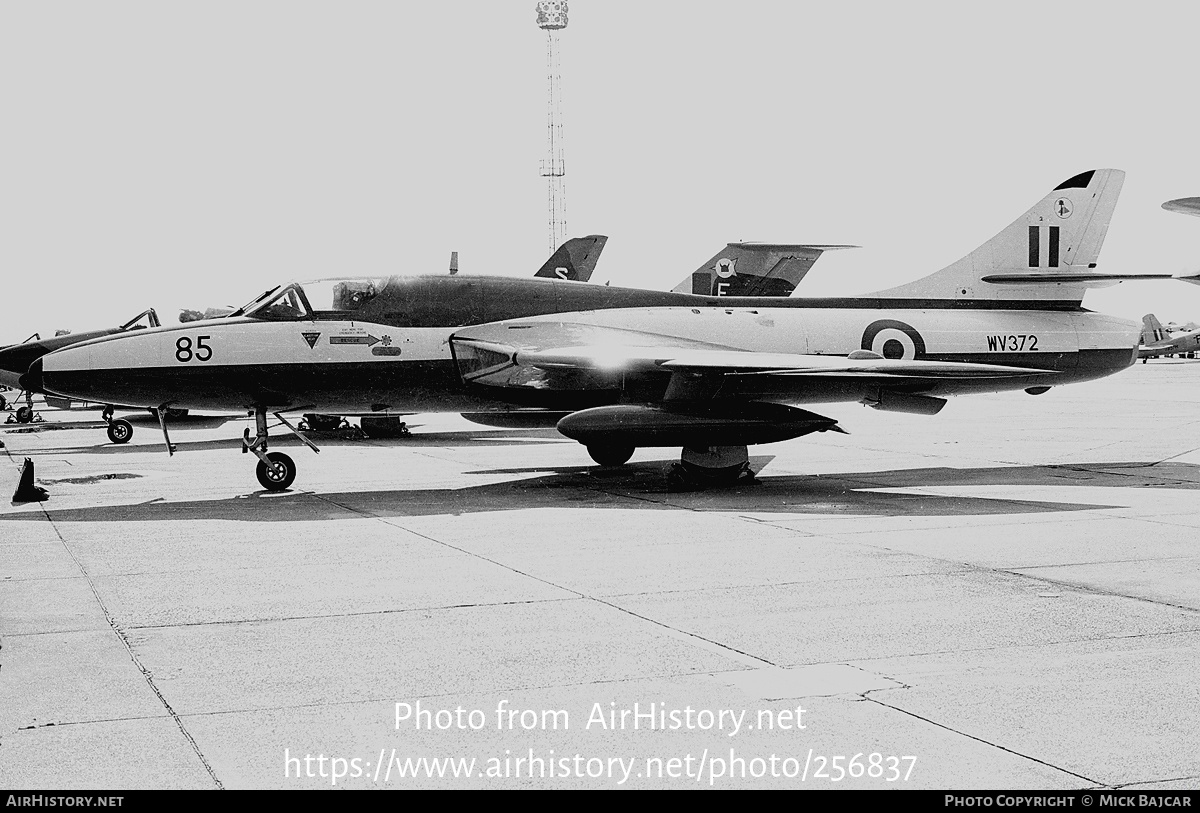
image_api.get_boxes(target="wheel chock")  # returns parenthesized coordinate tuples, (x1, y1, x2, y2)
(12, 458, 48, 503)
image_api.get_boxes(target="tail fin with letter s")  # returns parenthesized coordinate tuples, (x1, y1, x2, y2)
(673, 243, 856, 297)
(534, 235, 608, 282)
(866, 169, 1169, 302)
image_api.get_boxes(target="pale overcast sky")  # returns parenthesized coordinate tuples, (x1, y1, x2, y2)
(3, 1, 1199, 339)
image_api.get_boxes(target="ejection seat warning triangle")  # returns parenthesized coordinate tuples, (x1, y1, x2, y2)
(301, 332, 321, 349)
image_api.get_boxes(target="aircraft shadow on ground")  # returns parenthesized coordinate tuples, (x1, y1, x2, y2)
(5, 459, 1197, 524)
(0, 426, 572, 457)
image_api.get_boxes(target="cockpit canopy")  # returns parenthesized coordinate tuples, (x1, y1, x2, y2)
(241, 278, 386, 320)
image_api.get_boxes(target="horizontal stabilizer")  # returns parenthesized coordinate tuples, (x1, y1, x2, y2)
(981, 272, 1174, 285)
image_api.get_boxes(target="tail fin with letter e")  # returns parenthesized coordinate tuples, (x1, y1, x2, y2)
(673, 243, 856, 297)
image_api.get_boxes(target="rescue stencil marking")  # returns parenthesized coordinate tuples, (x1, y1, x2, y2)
(330, 335, 382, 347)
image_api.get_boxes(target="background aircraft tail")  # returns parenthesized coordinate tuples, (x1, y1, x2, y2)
(1141, 314, 1170, 346)
(868, 169, 1143, 302)
(534, 235, 608, 282)
(672, 243, 856, 297)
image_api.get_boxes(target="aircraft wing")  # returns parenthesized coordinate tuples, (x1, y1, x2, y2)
(451, 320, 1051, 409)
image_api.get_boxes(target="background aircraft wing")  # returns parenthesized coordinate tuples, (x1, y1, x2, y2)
(1163, 198, 1200, 217)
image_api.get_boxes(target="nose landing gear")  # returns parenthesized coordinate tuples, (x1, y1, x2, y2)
(255, 452, 297, 491)
(242, 408, 319, 492)
(106, 418, 133, 444)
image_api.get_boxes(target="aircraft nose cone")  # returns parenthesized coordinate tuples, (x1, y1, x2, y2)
(0, 342, 43, 377)
(20, 357, 43, 394)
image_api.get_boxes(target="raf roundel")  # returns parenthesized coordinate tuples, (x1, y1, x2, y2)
(861, 319, 926, 360)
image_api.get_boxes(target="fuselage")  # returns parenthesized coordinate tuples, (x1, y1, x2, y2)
(0, 327, 130, 391)
(31, 274, 1139, 414)
(1139, 331, 1200, 359)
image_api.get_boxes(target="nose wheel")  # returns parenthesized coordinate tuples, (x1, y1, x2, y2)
(106, 419, 133, 444)
(243, 408, 319, 491)
(255, 452, 297, 491)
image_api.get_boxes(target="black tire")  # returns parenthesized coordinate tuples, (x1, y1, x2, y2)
(255, 452, 296, 491)
(587, 443, 635, 467)
(0, 394, 7, 410)
(107, 419, 133, 444)
(15, 406, 33, 424)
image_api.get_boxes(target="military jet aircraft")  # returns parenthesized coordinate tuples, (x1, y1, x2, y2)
(1134, 198, 1200, 362)
(1137, 314, 1200, 361)
(0, 309, 161, 438)
(30, 169, 1176, 491)
(0, 236, 614, 441)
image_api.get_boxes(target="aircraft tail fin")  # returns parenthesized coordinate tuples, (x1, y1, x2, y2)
(534, 235, 609, 282)
(672, 243, 856, 297)
(868, 169, 1139, 302)
(1141, 314, 1170, 346)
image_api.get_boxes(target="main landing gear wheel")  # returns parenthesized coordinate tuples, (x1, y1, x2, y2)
(587, 443, 635, 467)
(106, 419, 134, 444)
(15, 406, 33, 424)
(668, 445, 756, 490)
(256, 451, 297, 491)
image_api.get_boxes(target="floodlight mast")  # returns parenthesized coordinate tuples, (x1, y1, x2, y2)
(536, 2, 568, 254)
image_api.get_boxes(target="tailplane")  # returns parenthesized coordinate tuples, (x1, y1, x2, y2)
(673, 243, 856, 297)
(868, 169, 1151, 302)
(534, 235, 608, 282)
